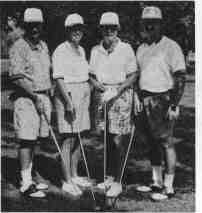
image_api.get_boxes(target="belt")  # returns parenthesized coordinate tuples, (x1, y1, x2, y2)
(103, 83, 122, 86)
(64, 81, 88, 84)
(140, 90, 170, 98)
(34, 90, 50, 95)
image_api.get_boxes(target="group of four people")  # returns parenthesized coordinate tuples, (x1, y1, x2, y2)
(8, 6, 186, 201)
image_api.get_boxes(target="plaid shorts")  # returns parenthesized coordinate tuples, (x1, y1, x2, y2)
(142, 91, 175, 146)
(92, 85, 133, 135)
(14, 94, 51, 140)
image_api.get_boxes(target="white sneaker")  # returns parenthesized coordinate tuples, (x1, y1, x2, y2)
(20, 182, 46, 198)
(36, 183, 48, 190)
(106, 182, 122, 197)
(72, 176, 93, 187)
(97, 176, 114, 190)
(62, 182, 83, 196)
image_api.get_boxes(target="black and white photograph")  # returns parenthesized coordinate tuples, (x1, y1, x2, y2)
(1, 0, 196, 212)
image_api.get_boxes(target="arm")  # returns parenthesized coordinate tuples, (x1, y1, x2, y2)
(88, 73, 105, 92)
(12, 78, 38, 102)
(55, 78, 74, 110)
(118, 71, 139, 95)
(170, 70, 186, 107)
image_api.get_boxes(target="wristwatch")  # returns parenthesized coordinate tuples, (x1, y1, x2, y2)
(170, 104, 178, 111)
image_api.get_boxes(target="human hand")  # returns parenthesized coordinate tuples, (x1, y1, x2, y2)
(167, 105, 180, 120)
(102, 88, 118, 103)
(94, 81, 106, 92)
(34, 95, 45, 115)
(134, 93, 143, 115)
(65, 105, 76, 123)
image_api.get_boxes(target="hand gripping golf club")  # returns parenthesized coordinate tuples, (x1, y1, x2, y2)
(42, 113, 83, 197)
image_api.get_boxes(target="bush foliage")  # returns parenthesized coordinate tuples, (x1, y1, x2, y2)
(0, 1, 194, 59)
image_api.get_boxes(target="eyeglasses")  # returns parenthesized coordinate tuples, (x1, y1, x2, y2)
(101, 25, 119, 32)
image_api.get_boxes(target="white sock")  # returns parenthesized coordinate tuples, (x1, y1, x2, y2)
(152, 166, 163, 186)
(164, 173, 174, 193)
(21, 162, 33, 186)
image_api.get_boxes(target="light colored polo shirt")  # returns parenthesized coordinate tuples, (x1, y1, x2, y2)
(9, 38, 51, 91)
(52, 41, 89, 83)
(89, 39, 137, 84)
(137, 36, 186, 93)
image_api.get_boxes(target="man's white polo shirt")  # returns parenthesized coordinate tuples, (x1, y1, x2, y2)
(137, 36, 186, 93)
(89, 39, 137, 84)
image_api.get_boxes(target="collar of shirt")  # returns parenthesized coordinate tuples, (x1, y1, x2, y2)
(64, 41, 83, 56)
(24, 38, 44, 51)
(99, 38, 121, 55)
(143, 35, 165, 48)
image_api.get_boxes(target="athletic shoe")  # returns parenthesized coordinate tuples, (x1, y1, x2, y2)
(151, 188, 175, 201)
(62, 182, 83, 196)
(35, 182, 49, 190)
(136, 183, 163, 193)
(97, 176, 114, 190)
(20, 183, 46, 198)
(72, 176, 93, 188)
(106, 182, 122, 197)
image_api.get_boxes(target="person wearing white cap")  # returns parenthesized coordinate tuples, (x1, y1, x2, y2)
(136, 6, 186, 201)
(9, 8, 52, 198)
(52, 13, 92, 196)
(89, 12, 141, 198)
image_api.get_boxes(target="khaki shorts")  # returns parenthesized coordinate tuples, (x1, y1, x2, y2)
(14, 94, 51, 140)
(54, 82, 90, 133)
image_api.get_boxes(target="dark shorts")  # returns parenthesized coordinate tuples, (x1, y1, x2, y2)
(141, 91, 175, 147)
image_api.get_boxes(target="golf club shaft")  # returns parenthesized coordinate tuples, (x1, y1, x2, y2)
(104, 102, 107, 187)
(119, 125, 135, 184)
(77, 129, 96, 202)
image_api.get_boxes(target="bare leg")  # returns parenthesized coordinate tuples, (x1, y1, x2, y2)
(61, 138, 72, 182)
(19, 147, 33, 171)
(113, 134, 128, 182)
(71, 136, 81, 177)
(164, 145, 176, 174)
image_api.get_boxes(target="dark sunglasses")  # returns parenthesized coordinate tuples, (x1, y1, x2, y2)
(68, 24, 85, 32)
(24, 22, 43, 30)
(101, 25, 119, 32)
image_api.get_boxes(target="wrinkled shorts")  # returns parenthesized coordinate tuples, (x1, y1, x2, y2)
(14, 94, 51, 140)
(54, 82, 91, 133)
(93, 85, 134, 135)
(142, 91, 175, 147)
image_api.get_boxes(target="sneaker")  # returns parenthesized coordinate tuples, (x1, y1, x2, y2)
(151, 188, 175, 201)
(20, 183, 46, 198)
(62, 182, 83, 196)
(72, 176, 93, 188)
(97, 176, 114, 190)
(36, 182, 49, 190)
(106, 182, 122, 197)
(136, 183, 163, 193)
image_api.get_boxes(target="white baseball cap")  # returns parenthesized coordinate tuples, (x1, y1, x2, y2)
(100, 12, 120, 26)
(65, 13, 84, 27)
(142, 6, 162, 19)
(24, 8, 43, 23)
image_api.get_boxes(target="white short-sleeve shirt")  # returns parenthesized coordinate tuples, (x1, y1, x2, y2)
(89, 39, 137, 84)
(52, 41, 89, 83)
(137, 36, 186, 93)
